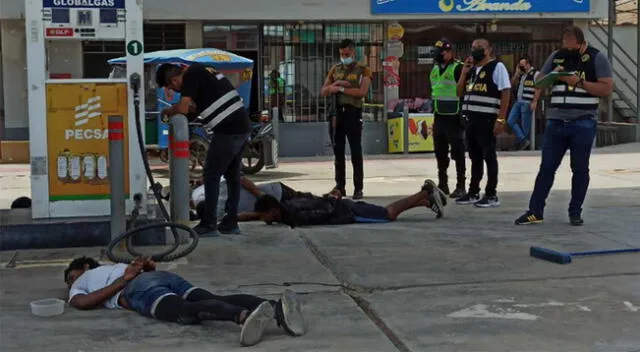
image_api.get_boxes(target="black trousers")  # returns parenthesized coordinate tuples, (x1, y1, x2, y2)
(333, 105, 364, 192)
(433, 114, 466, 188)
(465, 116, 498, 197)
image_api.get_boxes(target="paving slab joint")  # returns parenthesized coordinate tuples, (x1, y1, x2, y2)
(346, 291, 413, 352)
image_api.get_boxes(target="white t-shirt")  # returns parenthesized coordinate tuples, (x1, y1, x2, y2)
(68, 264, 127, 309)
(191, 179, 283, 220)
(475, 61, 511, 91)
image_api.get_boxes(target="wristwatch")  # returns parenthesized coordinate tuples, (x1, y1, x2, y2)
(576, 78, 585, 89)
(496, 117, 506, 124)
(339, 87, 345, 93)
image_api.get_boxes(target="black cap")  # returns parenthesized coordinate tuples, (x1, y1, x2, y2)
(434, 39, 453, 51)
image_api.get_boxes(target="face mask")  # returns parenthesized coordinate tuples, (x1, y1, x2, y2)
(435, 53, 445, 64)
(341, 57, 354, 65)
(519, 66, 526, 72)
(471, 48, 486, 63)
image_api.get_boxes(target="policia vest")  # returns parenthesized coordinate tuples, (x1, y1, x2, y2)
(549, 46, 600, 110)
(430, 61, 461, 115)
(518, 68, 538, 102)
(462, 60, 502, 119)
(331, 62, 368, 109)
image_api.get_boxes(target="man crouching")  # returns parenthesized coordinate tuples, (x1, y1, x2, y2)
(64, 256, 305, 346)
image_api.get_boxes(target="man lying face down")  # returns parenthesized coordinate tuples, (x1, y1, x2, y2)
(64, 256, 305, 346)
(253, 179, 447, 228)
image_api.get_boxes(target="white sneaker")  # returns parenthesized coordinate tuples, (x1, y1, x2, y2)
(279, 289, 305, 336)
(240, 301, 274, 346)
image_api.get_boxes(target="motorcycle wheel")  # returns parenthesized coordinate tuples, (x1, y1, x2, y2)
(189, 134, 209, 180)
(241, 142, 265, 175)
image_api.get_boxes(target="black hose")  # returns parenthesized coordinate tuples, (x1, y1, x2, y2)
(106, 73, 199, 263)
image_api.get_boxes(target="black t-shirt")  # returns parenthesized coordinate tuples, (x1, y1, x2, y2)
(180, 63, 250, 135)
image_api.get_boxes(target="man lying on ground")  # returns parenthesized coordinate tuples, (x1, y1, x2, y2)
(64, 256, 305, 346)
(190, 176, 303, 223)
(252, 179, 447, 228)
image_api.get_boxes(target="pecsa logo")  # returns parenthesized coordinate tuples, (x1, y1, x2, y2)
(65, 96, 108, 140)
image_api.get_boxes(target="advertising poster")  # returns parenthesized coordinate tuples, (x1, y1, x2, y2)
(46, 83, 129, 201)
(387, 117, 404, 153)
(407, 113, 435, 152)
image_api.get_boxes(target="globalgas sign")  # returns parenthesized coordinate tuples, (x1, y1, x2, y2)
(43, 0, 125, 8)
(371, 0, 590, 15)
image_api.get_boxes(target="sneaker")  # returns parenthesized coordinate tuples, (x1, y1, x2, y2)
(276, 289, 305, 336)
(438, 183, 450, 196)
(569, 215, 584, 226)
(456, 193, 480, 205)
(424, 179, 448, 206)
(514, 211, 544, 225)
(449, 186, 466, 199)
(240, 301, 274, 346)
(518, 139, 531, 151)
(422, 180, 444, 218)
(352, 190, 364, 200)
(193, 222, 219, 237)
(474, 195, 500, 208)
(218, 216, 241, 234)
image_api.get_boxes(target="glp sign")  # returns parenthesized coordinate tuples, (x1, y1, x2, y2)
(371, 0, 590, 15)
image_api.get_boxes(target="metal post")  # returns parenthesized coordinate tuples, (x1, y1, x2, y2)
(271, 107, 280, 140)
(637, 0, 640, 123)
(530, 110, 536, 151)
(108, 115, 126, 241)
(403, 103, 409, 154)
(607, 0, 615, 123)
(169, 114, 190, 243)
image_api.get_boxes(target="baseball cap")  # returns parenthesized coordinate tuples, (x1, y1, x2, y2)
(434, 39, 453, 51)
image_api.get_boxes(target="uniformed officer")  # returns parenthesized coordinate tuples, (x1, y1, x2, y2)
(429, 38, 466, 198)
(320, 39, 372, 200)
(268, 69, 286, 121)
(456, 38, 511, 208)
(515, 26, 613, 226)
(507, 56, 540, 150)
(157, 63, 251, 236)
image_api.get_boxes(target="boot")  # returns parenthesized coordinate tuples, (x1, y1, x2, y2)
(437, 172, 450, 195)
(450, 178, 466, 199)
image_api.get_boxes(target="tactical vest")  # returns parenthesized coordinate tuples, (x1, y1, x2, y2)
(331, 62, 367, 109)
(269, 78, 285, 95)
(430, 61, 461, 115)
(462, 60, 502, 119)
(518, 68, 538, 102)
(549, 46, 600, 110)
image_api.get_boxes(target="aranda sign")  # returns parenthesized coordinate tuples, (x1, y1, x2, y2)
(371, 0, 590, 15)
(43, 0, 125, 9)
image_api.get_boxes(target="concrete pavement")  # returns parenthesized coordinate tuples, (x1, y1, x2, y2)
(1, 144, 640, 351)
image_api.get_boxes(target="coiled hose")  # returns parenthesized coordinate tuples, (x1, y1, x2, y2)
(106, 73, 199, 263)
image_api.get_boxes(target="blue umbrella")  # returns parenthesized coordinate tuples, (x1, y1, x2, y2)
(108, 48, 253, 70)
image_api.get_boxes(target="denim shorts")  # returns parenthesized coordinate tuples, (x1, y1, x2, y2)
(122, 271, 196, 317)
(342, 199, 390, 223)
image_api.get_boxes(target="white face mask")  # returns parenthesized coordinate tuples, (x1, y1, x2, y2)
(341, 57, 354, 65)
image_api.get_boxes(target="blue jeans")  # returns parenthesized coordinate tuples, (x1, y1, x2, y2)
(122, 271, 194, 317)
(202, 133, 249, 225)
(528, 118, 597, 217)
(507, 100, 532, 142)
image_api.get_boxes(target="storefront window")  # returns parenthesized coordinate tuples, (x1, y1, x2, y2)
(262, 22, 384, 123)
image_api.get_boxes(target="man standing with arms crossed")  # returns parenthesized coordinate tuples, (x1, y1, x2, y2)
(456, 38, 511, 208)
(321, 39, 372, 200)
(158, 63, 251, 236)
(508, 56, 540, 150)
(429, 39, 466, 198)
(515, 26, 613, 226)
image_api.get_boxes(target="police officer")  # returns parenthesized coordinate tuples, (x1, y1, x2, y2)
(515, 26, 613, 226)
(508, 56, 540, 150)
(429, 39, 466, 198)
(321, 39, 372, 200)
(268, 69, 286, 121)
(157, 63, 251, 236)
(456, 38, 511, 208)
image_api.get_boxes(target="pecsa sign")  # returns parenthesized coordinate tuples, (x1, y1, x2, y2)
(43, 0, 125, 8)
(371, 0, 590, 14)
(46, 28, 74, 37)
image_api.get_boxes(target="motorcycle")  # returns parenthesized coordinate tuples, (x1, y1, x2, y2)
(187, 112, 274, 178)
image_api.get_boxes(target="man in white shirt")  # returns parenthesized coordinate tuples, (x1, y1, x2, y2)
(456, 38, 511, 208)
(64, 256, 305, 347)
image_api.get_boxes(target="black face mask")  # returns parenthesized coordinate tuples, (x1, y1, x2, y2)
(558, 48, 580, 60)
(471, 48, 486, 63)
(435, 52, 445, 64)
(519, 66, 526, 72)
